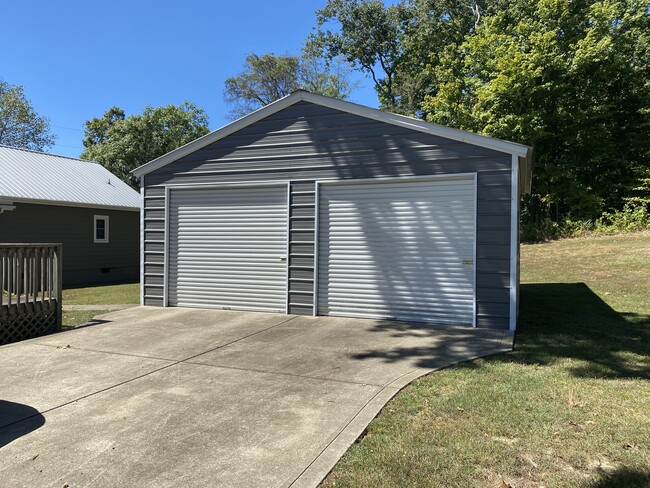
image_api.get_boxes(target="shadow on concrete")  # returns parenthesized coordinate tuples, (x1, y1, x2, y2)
(587, 466, 650, 488)
(346, 283, 649, 380)
(349, 320, 506, 369)
(0, 400, 45, 448)
(62, 317, 112, 331)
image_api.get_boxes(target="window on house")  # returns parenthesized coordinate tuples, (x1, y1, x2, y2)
(94, 215, 109, 243)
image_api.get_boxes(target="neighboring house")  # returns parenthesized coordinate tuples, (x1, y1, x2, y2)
(0, 145, 140, 285)
(133, 91, 532, 330)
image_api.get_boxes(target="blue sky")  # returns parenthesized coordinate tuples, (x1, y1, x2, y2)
(2, 0, 383, 158)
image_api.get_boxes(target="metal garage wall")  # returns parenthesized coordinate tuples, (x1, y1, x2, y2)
(167, 186, 288, 312)
(317, 176, 476, 325)
(143, 101, 513, 329)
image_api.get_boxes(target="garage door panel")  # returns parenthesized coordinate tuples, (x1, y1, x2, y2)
(169, 186, 287, 312)
(318, 177, 476, 325)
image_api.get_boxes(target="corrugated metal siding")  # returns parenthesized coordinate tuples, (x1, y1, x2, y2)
(143, 101, 512, 329)
(0, 146, 140, 209)
(288, 181, 316, 315)
(168, 186, 288, 312)
(317, 176, 476, 324)
(0, 202, 139, 285)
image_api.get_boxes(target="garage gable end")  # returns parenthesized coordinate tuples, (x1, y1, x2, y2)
(141, 94, 525, 330)
(133, 91, 531, 185)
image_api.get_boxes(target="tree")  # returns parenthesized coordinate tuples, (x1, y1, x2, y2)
(81, 102, 210, 188)
(423, 0, 650, 220)
(0, 81, 55, 151)
(307, 0, 407, 112)
(307, 0, 483, 115)
(223, 52, 356, 119)
(82, 106, 125, 147)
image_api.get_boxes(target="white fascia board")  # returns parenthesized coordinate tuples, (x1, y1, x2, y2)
(6, 196, 140, 212)
(131, 93, 305, 178)
(132, 89, 532, 178)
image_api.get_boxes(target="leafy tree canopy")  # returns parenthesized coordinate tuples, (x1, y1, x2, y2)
(423, 0, 650, 219)
(0, 80, 55, 151)
(223, 52, 356, 119)
(308, 0, 650, 221)
(81, 102, 210, 189)
(307, 0, 482, 115)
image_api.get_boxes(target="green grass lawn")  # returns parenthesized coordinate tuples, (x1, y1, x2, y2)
(62, 282, 139, 305)
(61, 282, 138, 327)
(62, 309, 111, 328)
(322, 232, 650, 488)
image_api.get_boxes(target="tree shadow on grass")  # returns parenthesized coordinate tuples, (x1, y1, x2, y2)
(512, 283, 650, 380)
(587, 466, 650, 488)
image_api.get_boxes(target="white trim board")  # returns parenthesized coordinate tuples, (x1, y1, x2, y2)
(509, 154, 520, 331)
(132, 90, 532, 179)
(139, 175, 145, 306)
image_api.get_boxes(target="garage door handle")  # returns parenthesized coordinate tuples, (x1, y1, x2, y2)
(280, 256, 287, 261)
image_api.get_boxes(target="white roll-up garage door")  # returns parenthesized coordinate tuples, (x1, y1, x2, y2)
(168, 185, 288, 312)
(317, 176, 476, 325)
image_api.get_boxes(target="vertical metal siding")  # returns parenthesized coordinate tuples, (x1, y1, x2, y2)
(168, 186, 288, 312)
(318, 176, 476, 325)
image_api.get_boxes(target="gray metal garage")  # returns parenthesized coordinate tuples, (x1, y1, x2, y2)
(133, 91, 532, 330)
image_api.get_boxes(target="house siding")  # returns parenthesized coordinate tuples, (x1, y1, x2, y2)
(144, 101, 513, 329)
(0, 203, 139, 285)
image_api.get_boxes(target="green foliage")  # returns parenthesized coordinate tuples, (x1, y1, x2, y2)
(423, 0, 650, 221)
(82, 106, 124, 147)
(596, 203, 650, 234)
(521, 204, 650, 241)
(0, 80, 55, 151)
(223, 52, 356, 119)
(307, 0, 407, 111)
(307, 0, 482, 115)
(80, 102, 209, 188)
(308, 0, 650, 227)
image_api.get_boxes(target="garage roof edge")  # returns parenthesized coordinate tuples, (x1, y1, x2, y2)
(132, 90, 532, 178)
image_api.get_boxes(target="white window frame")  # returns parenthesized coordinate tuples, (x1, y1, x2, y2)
(94, 215, 109, 243)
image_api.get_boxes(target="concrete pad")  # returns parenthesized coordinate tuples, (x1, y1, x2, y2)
(190, 315, 512, 386)
(33, 306, 295, 360)
(0, 362, 380, 488)
(0, 307, 514, 487)
(0, 343, 172, 428)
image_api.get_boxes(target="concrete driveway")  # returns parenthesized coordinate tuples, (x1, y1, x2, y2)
(0, 307, 513, 488)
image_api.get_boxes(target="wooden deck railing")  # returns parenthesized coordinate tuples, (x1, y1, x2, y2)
(0, 244, 62, 345)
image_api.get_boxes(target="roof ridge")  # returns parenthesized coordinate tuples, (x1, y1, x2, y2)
(0, 144, 99, 165)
